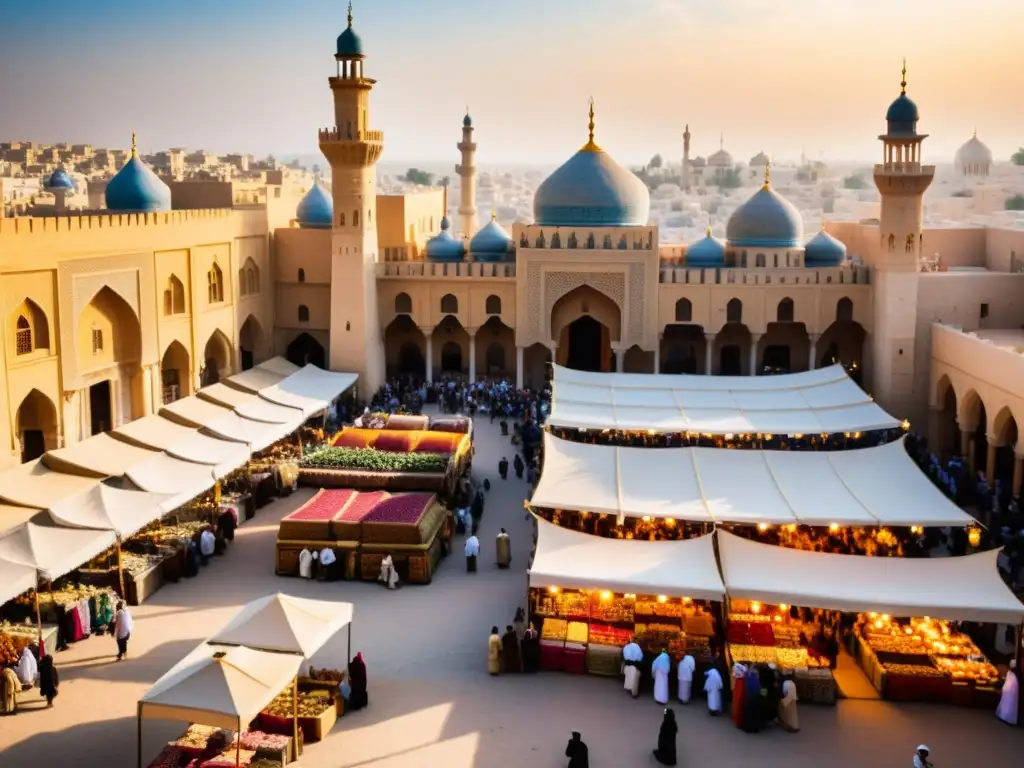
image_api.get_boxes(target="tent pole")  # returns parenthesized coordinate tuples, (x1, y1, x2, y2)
(34, 589, 43, 647)
(292, 675, 299, 760)
(137, 702, 143, 768)
(236, 716, 241, 767)
(116, 537, 126, 601)
(347, 622, 352, 677)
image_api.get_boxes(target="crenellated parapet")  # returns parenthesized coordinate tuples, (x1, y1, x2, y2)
(0, 207, 255, 237)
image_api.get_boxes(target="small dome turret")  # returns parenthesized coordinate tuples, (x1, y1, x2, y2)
(726, 162, 803, 248)
(469, 214, 512, 262)
(804, 226, 848, 267)
(685, 226, 726, 268)
(425, 216, 466, 262)
(296, 183, 333, 228)
(463, 111, 472, 128)
(336, 2, 363, 57)
(105, 133, 171, 213)
(955, 132, 993, 177)
(46, 167, 74, 191)
(884, 60, 920, 137)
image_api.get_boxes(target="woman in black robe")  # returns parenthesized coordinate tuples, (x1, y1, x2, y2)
(348, 652, 368, 710)
(760, 664, 779, 726)
(653, 707, 677, 765)
(565, 731, 589, 768)
(521, 622, 540, 673)
(38, 655, 59, 708)
(502, 626, 521, 673)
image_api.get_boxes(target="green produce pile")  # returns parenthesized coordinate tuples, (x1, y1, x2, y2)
(300, 447, 448, 473)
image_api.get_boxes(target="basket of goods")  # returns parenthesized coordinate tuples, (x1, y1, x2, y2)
(169, 725, 232, 757)
(238, 730, 292, 763)
(585, 644, 623, 676)
(932, 657, 999, 685)
(565, 621, 589, 644)
(260, 688, 337, 743)
(541, 618, 568, 641)
(278, 489, 356, 541)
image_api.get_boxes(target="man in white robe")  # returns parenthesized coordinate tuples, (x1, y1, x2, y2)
(622, 640, 643, 698)
(677, 653, 696, 704)
(996, 660, 1019, 726)
(779, 673, 800, 732)
(651, 650, 671, 705)
(298, 548, 313, 579)
(378, 554, 399, 589)
(704, 667, 724, 715)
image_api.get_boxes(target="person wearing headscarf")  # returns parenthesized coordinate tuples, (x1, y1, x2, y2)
(348, 652, 368, 710)
(761, 663, 780, 726)
(741, 666, 763, 733)
(502, 625, 522, 673)
(377, 554, 399, 589)
(488, 626, 503, 675)
(319, 547, 338, 581)
(622, 640, 643, 698)
(730, 661, 748, 728)
(677, 653, 696, 704)
(15, 647, 37, 687)
(778, 672, 800, 732)
(913, 745, 934, 768)
(704, 666, 724, 715)
(996, 659, 1019, 726)
(652, 708, 678, 766)
(513, 607, 527, 640)
(564, 731, 589, 768)
(464, 534, 480, 572)
(651, 650, 671, 705)
(521, 622, 541, 673)
(2, 666, 21, 714)
(298, 548, 313, 579)
(495, 528, 511, 568)
(38, 655, 59, 708)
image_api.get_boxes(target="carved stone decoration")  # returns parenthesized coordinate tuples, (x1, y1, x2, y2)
(543, 271, 625, 342)
(627, 262, 645, 345)
(526, 263, 543, 338)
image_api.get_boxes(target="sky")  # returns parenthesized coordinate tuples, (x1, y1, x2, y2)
(1, 0, 1022, 166)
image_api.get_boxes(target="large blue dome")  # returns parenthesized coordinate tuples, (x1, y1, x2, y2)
(726, 182, 803, 249)
(685, 228, 726, 267)
(804, 229, 848, 267)
(297, 183, 333, 228)
(884, 63, 920, 136)
(425, 216, 466, 262)
(336, 5, 363, 56)
(46, 167, 74, 191)
(469, 216, 511, 262)
(105, 150, 171, 214)
(534, 149, 650, 227)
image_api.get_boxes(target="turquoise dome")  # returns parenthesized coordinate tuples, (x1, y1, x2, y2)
(533, 146, 650, 227)
(46, 167, 74, 190)
(685, 228, 726, 267)
(886, 93, 919, 136)
(105, 154, 171, 213)
(804, 229, 847, 267)
(726, 185, 803, 248)
(297, 183, 333, 229)
(469, 216, 511, 262)
(463, 112, 472, 128)
(425, 216, 466, 262)
(336, 6, 363, 57)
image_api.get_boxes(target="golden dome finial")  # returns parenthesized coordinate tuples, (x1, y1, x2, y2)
(821, 216, 826, 232)
(491, 207, 497, 221)
(347, 1, 353, 28)
(131, 131, 138, 159)
(581, 97, 601, 152)
(762, 158, 771, 190)
(900, 58, 907, 94)
(705, 224, 713, 237)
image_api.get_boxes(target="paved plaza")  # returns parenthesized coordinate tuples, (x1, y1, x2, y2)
(1, 411, 1022, 767)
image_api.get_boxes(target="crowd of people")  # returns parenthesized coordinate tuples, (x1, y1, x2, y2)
(487, 608, 541, 675)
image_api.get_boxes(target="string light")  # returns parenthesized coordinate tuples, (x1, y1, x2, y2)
(548, 586, 560, 594)
(657, 595, 668, 604)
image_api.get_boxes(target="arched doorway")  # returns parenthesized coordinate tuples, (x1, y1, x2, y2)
(933, 375, 959, 458)
(991, 406, 1019, 486)
(399, 342, 425, 375)
(661, 324, 706, 374)
(238, 315, 266, 371)
(551, 285, 620, 373)
(475, 316, 514, 379)
(286, 332, 326, 369)
(77, 285, 143, 430)
(714, 321, 750, 375)
(384, 314, 426, 379)
(161, 340, 191, 404)
(201, 329, 232, 386)
(432, 315, 469, 378)
(441, 342, 463, 373)
(523, 342, 553, 389)
(485, 343, 506, 374)
(817, 297, 865, 383)
(16, 389, 57, 462)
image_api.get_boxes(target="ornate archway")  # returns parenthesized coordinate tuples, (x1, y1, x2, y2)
(286, 332, 326, 369)
(201, 329, 232, 386)
(161, 340, 191, 404)
(551, 285, 620, 373)
(384, 314, 426, 379)
(239, 315, 267, 371)
(77, 285, 144, 428)
(16, 389, 58, 462)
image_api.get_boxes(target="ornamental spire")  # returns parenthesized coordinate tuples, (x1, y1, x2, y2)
(347, 1, 353, 28)
(900, 58, 907, 94)
(131, 131, 138, 159)
(762, 157, 771, 190)
(581, 97, 601, 152)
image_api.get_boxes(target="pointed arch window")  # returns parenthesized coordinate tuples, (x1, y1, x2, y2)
(298, 305, 310, 323)
(15, 316, 32, 355)
(207, 263, 224, 304)
(353, 210, 360, 227)
(298, 268, 306, 283)
(163, 275, 186, 315)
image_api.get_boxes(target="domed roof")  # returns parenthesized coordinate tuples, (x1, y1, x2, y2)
(726, 166, 804, 248)
(749, 151, 769, 167)
(463, 111, 472, 128)
(955, 133, 993, 166)
(804, 228, 848, 267)
(884, 62, 920, 136)
(297, 183, 333, 228)
(425, 216, 466, 262)
(105, 135, 171, 213)
(336, 3, 363, 57)
(469, 215, 511, 261)
(533, 102, 650, 228)
(46, 167, 74, 190)
(686, 227, 726, 268)
(707, 136, 733, 168)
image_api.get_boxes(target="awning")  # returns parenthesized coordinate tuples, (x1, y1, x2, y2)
(0, 555, 37, 605)
(716, 530, 1024, 624)
(531, 433, 974, 527)
(0, 460, 103, 509)
(0, 503, 43, 536)
(139, 642, 303, 732)
(529, 515, 724, 601)
(255, 357, 301, 377)
(203, 412, 299, 452)
(258, 365, 358, 417)
(548, 363, 899, 435)
(160, 395, 234, 428)
(234, 399, 305, 425)
(126, 453, 218, 504)
(197, 383, 258, 409)
(47, 484, 176, 538)
(225, 366, 290, 393)
(0, 516, 116, 582)
(112, 414, 249, 471)
(43, 433, 161, 477)
(208, 593, 354, 657)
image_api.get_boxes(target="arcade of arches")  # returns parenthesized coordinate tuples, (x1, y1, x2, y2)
(931, 375, 1024, 497)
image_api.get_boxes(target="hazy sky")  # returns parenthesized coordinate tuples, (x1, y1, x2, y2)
(2, 0, 1022, 166)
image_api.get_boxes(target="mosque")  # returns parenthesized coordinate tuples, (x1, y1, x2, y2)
(1, 5, 1023, 489)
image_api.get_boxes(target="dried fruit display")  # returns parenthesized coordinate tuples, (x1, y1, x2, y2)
(728, 644, 777, 665)
(541, 618, 567, 641)
(237, 731, 291, 751)
(262, 689, 332, 718)
(147, 746, 188, 768)
(169, 724, 228, 750)
(285, 490, 357, 521)
(931, 656, 998, 684)
(121, 552, 165, 578)
(338, 491, 390, 521)
(589, 600, 635, 624)
(635, 600, 684, 618)
(362, 493, 434, 524)
(882, 663, 946, 678)
(0, 633, 21, 666)
(683, 635, 712, 658)
(372, 432, 414, 453)
(413, 433, 463, 454)
(566, 621, 589, 644)
(306, 667, 345, 683)
(864, 636, 929, 655)
(588, 623, 631, 646)
(729, 613, 771, 624)
(200, 750, 256, 767)
(301, 446, 447, 473)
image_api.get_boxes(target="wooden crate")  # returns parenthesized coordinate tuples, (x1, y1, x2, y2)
(298, 702, 337, 742)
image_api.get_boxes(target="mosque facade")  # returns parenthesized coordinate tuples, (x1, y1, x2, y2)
(2, 7, 1024, 484)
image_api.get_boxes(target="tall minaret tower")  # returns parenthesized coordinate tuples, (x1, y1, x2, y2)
(870, 60, 934, 419)
(319, 3, 385, 393)
(456, 109, 478, 237)
(682, 124, 691, 192)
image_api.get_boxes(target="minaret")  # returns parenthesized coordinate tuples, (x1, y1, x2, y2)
(870, 59, 935, 419)
(682, 124, 691, 192)
(318, 2, 385, 392)
(456, 109, 477, 237)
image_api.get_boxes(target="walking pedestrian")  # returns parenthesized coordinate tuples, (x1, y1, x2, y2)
(513, 454, 524, 479)
(565, 731, 589, 768)
(677, 653, 696, 704)
(38, 655, 59, 708)
(114, 601, 133, 661)
(488, 627, 502, 675)
(652, 708, 678, 765)
(498, 457, 509, 480)
(496, 528, 511, 568)
(465, 534, 480, 572)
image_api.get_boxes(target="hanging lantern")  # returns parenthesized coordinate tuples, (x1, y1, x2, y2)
(968, 527, 982, 548)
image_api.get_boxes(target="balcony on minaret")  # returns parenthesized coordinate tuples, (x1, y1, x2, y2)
(873, 161, 936, 176)
(457, 141, 477, 153)
(455, 163, 475, 176)
(318, 126, 384, 167)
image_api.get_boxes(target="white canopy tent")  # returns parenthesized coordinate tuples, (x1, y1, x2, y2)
(0, 516, 116, 582)
(529, 515, 725, 600)
(198, 382, 260, 410)
(258, 365, 358, 418)
(43, 433, 161, 478)
(47, 484, 176, 538)
(208, 593, 354, 657)
(254, 357, 301, 377)
(112, 415, 249, 471)
(716, 530, 1024, 624)
(0, 555, 37, 606)
(0, 460, 103, 509)
(0, 503, 43, 536)
(125, 453, 220, 507)
(233, 398, 305, 426)
(548, 363, 899, 436)
(203, 411, 301, 452)
(225, 358, 296, 393)
(531, 433, 975, 527)
(160, 395, 234, 429)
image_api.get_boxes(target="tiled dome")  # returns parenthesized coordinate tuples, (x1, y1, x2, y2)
(296, 183, 333, 229)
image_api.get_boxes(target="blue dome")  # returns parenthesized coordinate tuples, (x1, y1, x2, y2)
(726, 185, 803, 248)
(685, 228, 726, 267)
(463, 112, 472, 128)
(297, 183, 333, 228)
(105, 155, 171, 213)
(46, 167, 74, 190)
(534, 147, 650, 227)
(885, 93, 919, 136)
(469, 217, 511, 262)
(804, 229, 848, 267)
(337, 26, 362, 56)
(425, 216, 466, 262)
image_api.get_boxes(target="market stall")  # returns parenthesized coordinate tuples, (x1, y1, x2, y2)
(0, 459, 104, 509)
(257, 365, 359, 419)
(113, 414, 251, 476)
(42, 433, 162, 478)
(529, 516, 724, 676)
